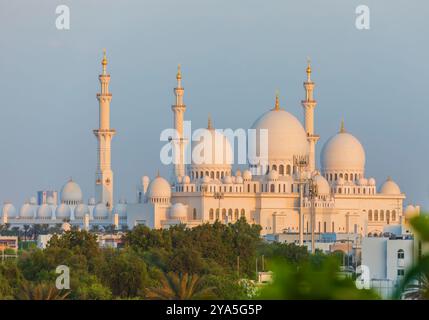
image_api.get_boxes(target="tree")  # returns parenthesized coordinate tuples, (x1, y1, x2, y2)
(145, 272, 215, 300)
(99, 248, 149, 298)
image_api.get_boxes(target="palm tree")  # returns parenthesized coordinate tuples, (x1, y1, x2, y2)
(403, 274, 429, 300)
(145, 272, 215, 300)
(23, 224, 30, 241)
(16, 282, 70, 300)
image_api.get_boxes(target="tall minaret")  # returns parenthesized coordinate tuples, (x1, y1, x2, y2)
(301, 59, 319, 172)
(171, 64, 187, 180)
(94, 49, 115, 208)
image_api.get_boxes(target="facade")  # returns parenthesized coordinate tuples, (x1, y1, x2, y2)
(361, 233, 415, 298)
(0, 53, 419, 238)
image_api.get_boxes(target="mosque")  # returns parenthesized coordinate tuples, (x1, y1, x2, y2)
(0, 51, 420, 239)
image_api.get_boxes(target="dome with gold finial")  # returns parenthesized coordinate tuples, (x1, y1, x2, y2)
(250, 93, 309, 166)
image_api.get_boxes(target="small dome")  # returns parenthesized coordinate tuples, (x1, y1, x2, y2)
(56, 204, 71, 220)
(88, 197, 96, 205)
(243, 170, 252, 181)
(202, 175, 211, 184)
(37, 204, 53, 219)
(29, 197, 37, 205)
(19, 203, 34, 219)
(313, 174, 330, 195)
(223, 175, 233, 184)
(358, 178, 368, 186)
(380, 177, 401, 195)
(235, 170, 242, 177)
(368, 178, 376, 186)
(147, 176, 171, 199)
(94, 203, 108, 219)
(113, 203, 127, 218)
(236, 176, 244, 184)
(2, 203, 17, 219)
(183, 176, 191, 184)
(321, 125, 365, 172)
(74, 203, 90, 219)
(170, 203, 187, 219)
(268, 169, 279, 181)
(60, 179, 83, 204)
(176, 176, 183, 184)
(47, 196, 55, 205)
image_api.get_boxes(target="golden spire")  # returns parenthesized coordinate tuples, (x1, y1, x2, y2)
(306, 57, 312, 81)
(339, 119, 346, 133)
(176, 64, 182, 80)
(274, 90, 280, 111)
(207, 114, 213, 130)
(101, 49, 108, 75)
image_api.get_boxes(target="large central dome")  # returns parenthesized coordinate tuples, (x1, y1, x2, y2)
(249, 98, 309, 167)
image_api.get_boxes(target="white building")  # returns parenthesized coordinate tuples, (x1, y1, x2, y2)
(361, 231, 415, 298)
(0, 52, 420, 239)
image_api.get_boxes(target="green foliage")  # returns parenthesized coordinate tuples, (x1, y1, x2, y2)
(98, 248, 149, 298)
(145, 272, 215, 300)
(257, 257, 379, 300)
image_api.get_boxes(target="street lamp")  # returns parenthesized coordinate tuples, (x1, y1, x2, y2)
(214, 192, 224, 222)
(308, 178, 318, 254)
(293, 155, 309, 246)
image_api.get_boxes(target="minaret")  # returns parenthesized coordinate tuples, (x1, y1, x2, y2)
(171, 64, 187, 179)
(93, 49, 115, 209)
(301, 59, 320, 172)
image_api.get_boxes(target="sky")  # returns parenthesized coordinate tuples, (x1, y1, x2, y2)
(0, 0, 428, 209)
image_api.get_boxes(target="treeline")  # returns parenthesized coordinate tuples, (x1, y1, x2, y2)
(0, 218, 380, 300)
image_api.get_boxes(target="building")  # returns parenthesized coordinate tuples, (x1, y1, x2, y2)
(361, 229, 415, 298)
(0, 52, 419, 239)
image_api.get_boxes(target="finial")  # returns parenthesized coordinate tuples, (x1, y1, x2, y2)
(157, 169, 160, 177)
(102, 49, 108, 74)
(306, 57, 312, 81)
(274, 90, 280, 111)
(207, 114, 213, 130)
(387, 176, 392, 181)
(176, 64, 182, 80)
(339, 119, 346, 133)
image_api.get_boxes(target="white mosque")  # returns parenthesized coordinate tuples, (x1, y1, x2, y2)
(0, 52, 420, 238)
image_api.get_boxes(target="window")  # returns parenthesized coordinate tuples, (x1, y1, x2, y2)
(397, 269, 405, 276)
(368, 210, 372, 221)
(209, 209, 214, 220)
(279, 165, 284, 175)
(397, 249, 405, 259)
(392, 210, 396, 221)
(234, 209, 239, 220)
(193, 208, 197, 220)
(272, 165, 277, 171)
(286, 165, 291, 175)
(374, 210, 378, 221)
(240, 209, 245, 218)
(380, 210, 384, 221)
(215, 209, 220, 220)
(324, 222, 327, 233)
(270, 184, 275, 192)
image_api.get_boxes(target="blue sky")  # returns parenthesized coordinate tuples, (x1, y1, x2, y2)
(0, 0, 428, 209)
